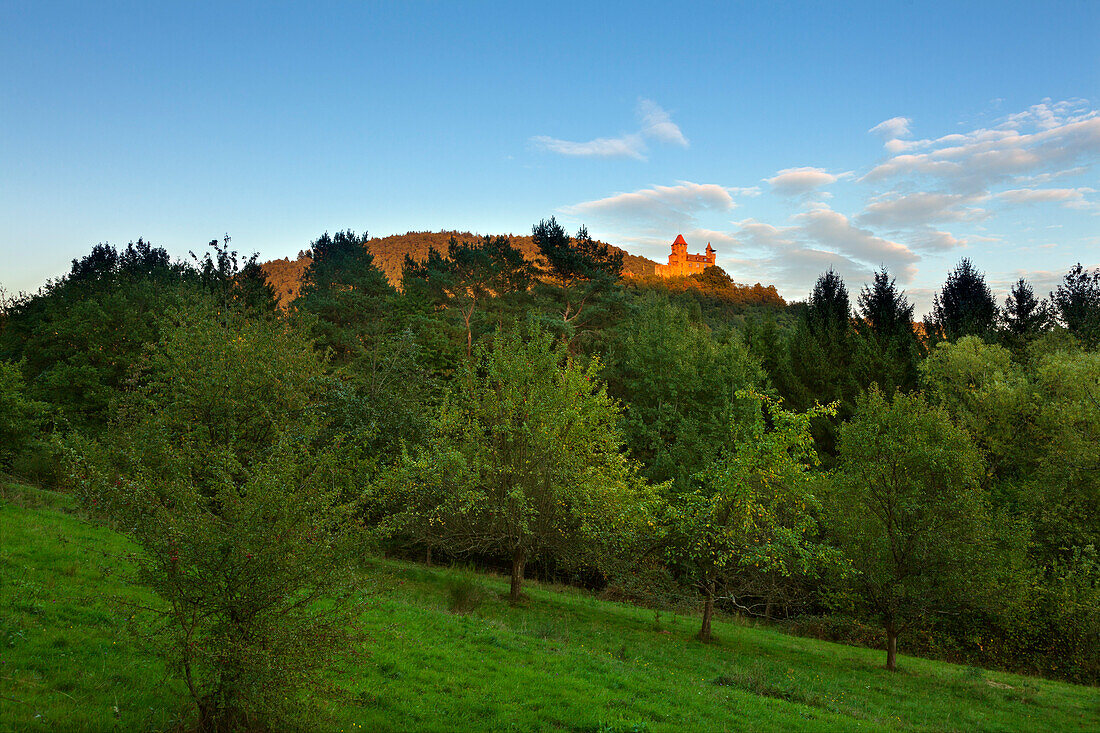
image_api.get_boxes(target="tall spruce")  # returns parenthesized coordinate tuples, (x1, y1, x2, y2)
(785, 269, 857, 460)
(854, 268, 921, 393)
(1000, 278, 1051, 349)
(1051, 263, 1100, 348)
(926, 258, 997, 342)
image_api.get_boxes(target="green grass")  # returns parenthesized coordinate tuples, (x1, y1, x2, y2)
(2, 482, 1098, 732)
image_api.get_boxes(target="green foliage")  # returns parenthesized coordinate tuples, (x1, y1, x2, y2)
(926, 258, 997, 342)
(1051, 263, 1100, 348)
(999, 277, 1052, 352)
(532, 217, 625, 352)
(401, 234, 531, 357)
(602, 296, 764, 486)
(296, 229, 397, 361)
(72, 305, 362, 731)
(380, 326, 653, 600)
(8, 491, 1098, 731)
(829, 390, 997, 671)
(782, 270, 859, 461)
(0, 240, 200, 431)
(853, 268, 922, 394)
(663, 393, 837, 640)
(0, 360, 48, 472)
(191, 234, 279, 317)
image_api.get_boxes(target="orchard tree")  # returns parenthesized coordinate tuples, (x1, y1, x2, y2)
(829, 390, 994, 671)
(925, 258, 997, 342)
(380, 326, 652, 601)
(663, 393, 837, 641)
(74, 304, 362, 730)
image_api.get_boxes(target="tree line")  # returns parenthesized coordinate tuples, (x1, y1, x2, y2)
(1, 223, 1097, 729)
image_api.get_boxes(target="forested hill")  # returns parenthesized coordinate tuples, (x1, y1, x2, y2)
(261, 230, 660, 307)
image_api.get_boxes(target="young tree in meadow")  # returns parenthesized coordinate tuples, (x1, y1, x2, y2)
(829, 390, 993, 671)
(1051, 263, 1100, 348)
(663, 393, 837, 641)
(296, 229, 396, 361)
(925, 258, 997, 342)
(381, 327, 651, 601)
(75, 304, 362, 730)
(532, 217, 624, 352)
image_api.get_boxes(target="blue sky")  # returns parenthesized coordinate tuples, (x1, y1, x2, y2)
(2, 1, 1098, 314)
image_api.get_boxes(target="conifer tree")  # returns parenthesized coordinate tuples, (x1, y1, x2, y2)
(925, 258, 997, 342)
(854, 268, 921, 393)
(1051, 263, 1100, 348)
(532, 217, 624, 352)
(1000, 278, 1051, 350)
(296, 230, 396, 361)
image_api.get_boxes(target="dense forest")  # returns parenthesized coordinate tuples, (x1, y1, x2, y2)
(1, 221, 1097, 730)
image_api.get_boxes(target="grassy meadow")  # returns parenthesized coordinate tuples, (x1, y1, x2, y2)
(2, 481, 1098, 733)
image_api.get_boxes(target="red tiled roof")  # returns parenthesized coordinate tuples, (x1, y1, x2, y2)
(673, 234, 687, 245)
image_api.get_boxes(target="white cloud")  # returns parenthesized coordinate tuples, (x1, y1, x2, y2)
(996, 187, 1096, 208)
(795, 207, 919, 281)
(909, 228, 969, 252)
(869, 116, 912, 139)
(565, 181, 740, 230)
(859, 191, 988, 227)
(862, 104, 1100, 193)
(637, 99, 688, 146)
(766, 167, 840, 195)
(531, 98, 688, 161)
(530, 134, 647, 160)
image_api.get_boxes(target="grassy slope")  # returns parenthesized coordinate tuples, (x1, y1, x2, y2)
(2, 484, 1098, 733)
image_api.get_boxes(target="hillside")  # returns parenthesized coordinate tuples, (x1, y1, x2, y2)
(261, 231, 659, 307)
(3, 481, 1098, 733)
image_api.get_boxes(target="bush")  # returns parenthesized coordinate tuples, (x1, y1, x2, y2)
(446, 576, 487, 614)
(74, 305, 364, 731)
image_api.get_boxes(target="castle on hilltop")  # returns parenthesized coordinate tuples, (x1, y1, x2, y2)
(654, 234, 715, 277)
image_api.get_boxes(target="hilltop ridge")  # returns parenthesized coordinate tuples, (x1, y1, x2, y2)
(261, 230, 659, 307)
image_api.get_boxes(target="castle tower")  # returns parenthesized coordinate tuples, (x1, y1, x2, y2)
(655, 234, 717, 278)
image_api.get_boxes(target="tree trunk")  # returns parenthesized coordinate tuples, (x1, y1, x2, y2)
(885, 623, 899, 671)
(699, 580, 715, 641)
(510, 547, 526, 602)
(425, 546, 432, 566)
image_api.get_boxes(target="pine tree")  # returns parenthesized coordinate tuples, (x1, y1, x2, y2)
(296, 230, 396, 361)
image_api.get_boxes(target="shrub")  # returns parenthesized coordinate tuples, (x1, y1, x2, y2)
(446, 576, 487, 614)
